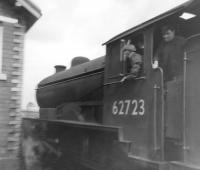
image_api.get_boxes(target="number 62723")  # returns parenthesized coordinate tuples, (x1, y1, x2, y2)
(112, 99, 145, 116)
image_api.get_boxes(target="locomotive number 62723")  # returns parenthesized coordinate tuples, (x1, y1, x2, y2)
(112, 99, 145, 116)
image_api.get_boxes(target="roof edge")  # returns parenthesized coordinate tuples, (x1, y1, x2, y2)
(17, 0, 42, 18)
(103, 0, 194, 45)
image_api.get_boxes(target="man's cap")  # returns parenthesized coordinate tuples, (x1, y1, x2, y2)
(123, 44, 136, 51)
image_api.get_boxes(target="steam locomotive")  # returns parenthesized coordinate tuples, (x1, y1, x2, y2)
(21, 0, 200, 170)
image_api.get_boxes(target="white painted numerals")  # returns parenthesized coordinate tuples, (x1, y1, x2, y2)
(112, 101, 118, 115)
(112, 99, 145, 116)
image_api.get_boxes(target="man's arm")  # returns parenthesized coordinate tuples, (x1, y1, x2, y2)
(152, 44, 163, 69)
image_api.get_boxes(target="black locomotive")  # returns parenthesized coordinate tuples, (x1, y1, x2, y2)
(21, 1, 200, 169)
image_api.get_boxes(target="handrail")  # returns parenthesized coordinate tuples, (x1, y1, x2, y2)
(186, 33, 200, 41)
(153, 84, 160, 151)
(183, 52, 190, 151)
(160, 69, 165, 161)
(152, 67, 165, 160)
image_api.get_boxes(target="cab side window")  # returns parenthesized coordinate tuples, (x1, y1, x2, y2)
(120, 34, 144, 77)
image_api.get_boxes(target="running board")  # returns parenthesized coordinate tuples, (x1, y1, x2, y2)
(21, 118, 135, 170)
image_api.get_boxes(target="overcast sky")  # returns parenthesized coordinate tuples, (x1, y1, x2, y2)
(21, 0, 187, 109)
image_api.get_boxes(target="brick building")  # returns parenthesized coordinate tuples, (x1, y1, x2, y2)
(0, 0, 41, 168)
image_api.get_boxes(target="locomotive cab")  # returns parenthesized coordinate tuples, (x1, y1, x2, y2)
(153, 2, 200, 164)
(103, 0, 200, 166)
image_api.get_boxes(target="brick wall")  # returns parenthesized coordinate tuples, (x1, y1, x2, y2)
(0, 1, 25, 158)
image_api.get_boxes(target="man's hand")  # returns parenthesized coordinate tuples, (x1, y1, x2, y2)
(152, 60, 158, 69)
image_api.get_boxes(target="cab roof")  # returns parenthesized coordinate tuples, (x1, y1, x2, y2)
(103, 0, 199, 45)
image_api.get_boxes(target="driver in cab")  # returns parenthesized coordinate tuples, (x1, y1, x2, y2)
(153, 25, 186, 82)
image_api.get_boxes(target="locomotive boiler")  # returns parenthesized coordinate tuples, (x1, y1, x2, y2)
(21, 0, 200, 170)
